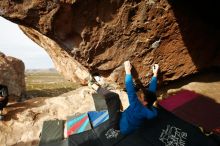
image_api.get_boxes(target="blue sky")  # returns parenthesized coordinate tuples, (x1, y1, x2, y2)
(0, 17, 54, 69)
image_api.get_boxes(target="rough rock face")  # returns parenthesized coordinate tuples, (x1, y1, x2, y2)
(0, 87, 129, 146)
(0, 52, 25, 96)
(1, 0, 220, 86)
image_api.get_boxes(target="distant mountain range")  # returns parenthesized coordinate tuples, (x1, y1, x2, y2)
(25, 68, 57, 73)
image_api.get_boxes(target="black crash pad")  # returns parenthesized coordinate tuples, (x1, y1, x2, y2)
(40, 139, 68, 146)
(68, 108, 219, 146)
(39, 120, 64, 146)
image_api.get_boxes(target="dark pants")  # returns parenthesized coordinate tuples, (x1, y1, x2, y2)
(97, 87, 121, 130)
(0, 96, 8, 111)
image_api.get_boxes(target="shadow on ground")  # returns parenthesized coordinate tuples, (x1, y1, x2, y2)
(4, 97, 45, 121)
(11, 140, 39, 146)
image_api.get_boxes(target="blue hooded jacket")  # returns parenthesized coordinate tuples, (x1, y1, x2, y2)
(119, 74, 158, 135)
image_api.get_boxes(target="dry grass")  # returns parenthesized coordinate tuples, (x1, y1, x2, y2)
(25, 71, 81, 98)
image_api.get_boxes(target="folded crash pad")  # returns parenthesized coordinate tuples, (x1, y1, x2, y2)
(88, 110, 109, 128)
(66, 113, 91, 137)
(40, 139, 68, 146)
(68, 128, 102, 146)
(92, 93, 108, 111)
(39, 120, 64, 146)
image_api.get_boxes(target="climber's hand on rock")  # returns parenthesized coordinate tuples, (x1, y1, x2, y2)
(124, 60, 132, 74)
(152, 64, 159, 77)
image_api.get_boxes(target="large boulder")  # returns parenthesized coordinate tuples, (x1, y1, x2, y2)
(0, 0, 220, 86)
(0, 52, 26, 97)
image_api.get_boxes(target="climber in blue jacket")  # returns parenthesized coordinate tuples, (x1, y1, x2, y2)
(120, 61, 158, 134)
(90, 60, 159, 135)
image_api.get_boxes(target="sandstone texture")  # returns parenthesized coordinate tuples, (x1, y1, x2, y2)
(0, 86, 129, 146)
(0, 52, 25, 97)
(0, 0, 220, 86)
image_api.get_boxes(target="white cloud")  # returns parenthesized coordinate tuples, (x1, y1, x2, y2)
(0, 17, 54, 69)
